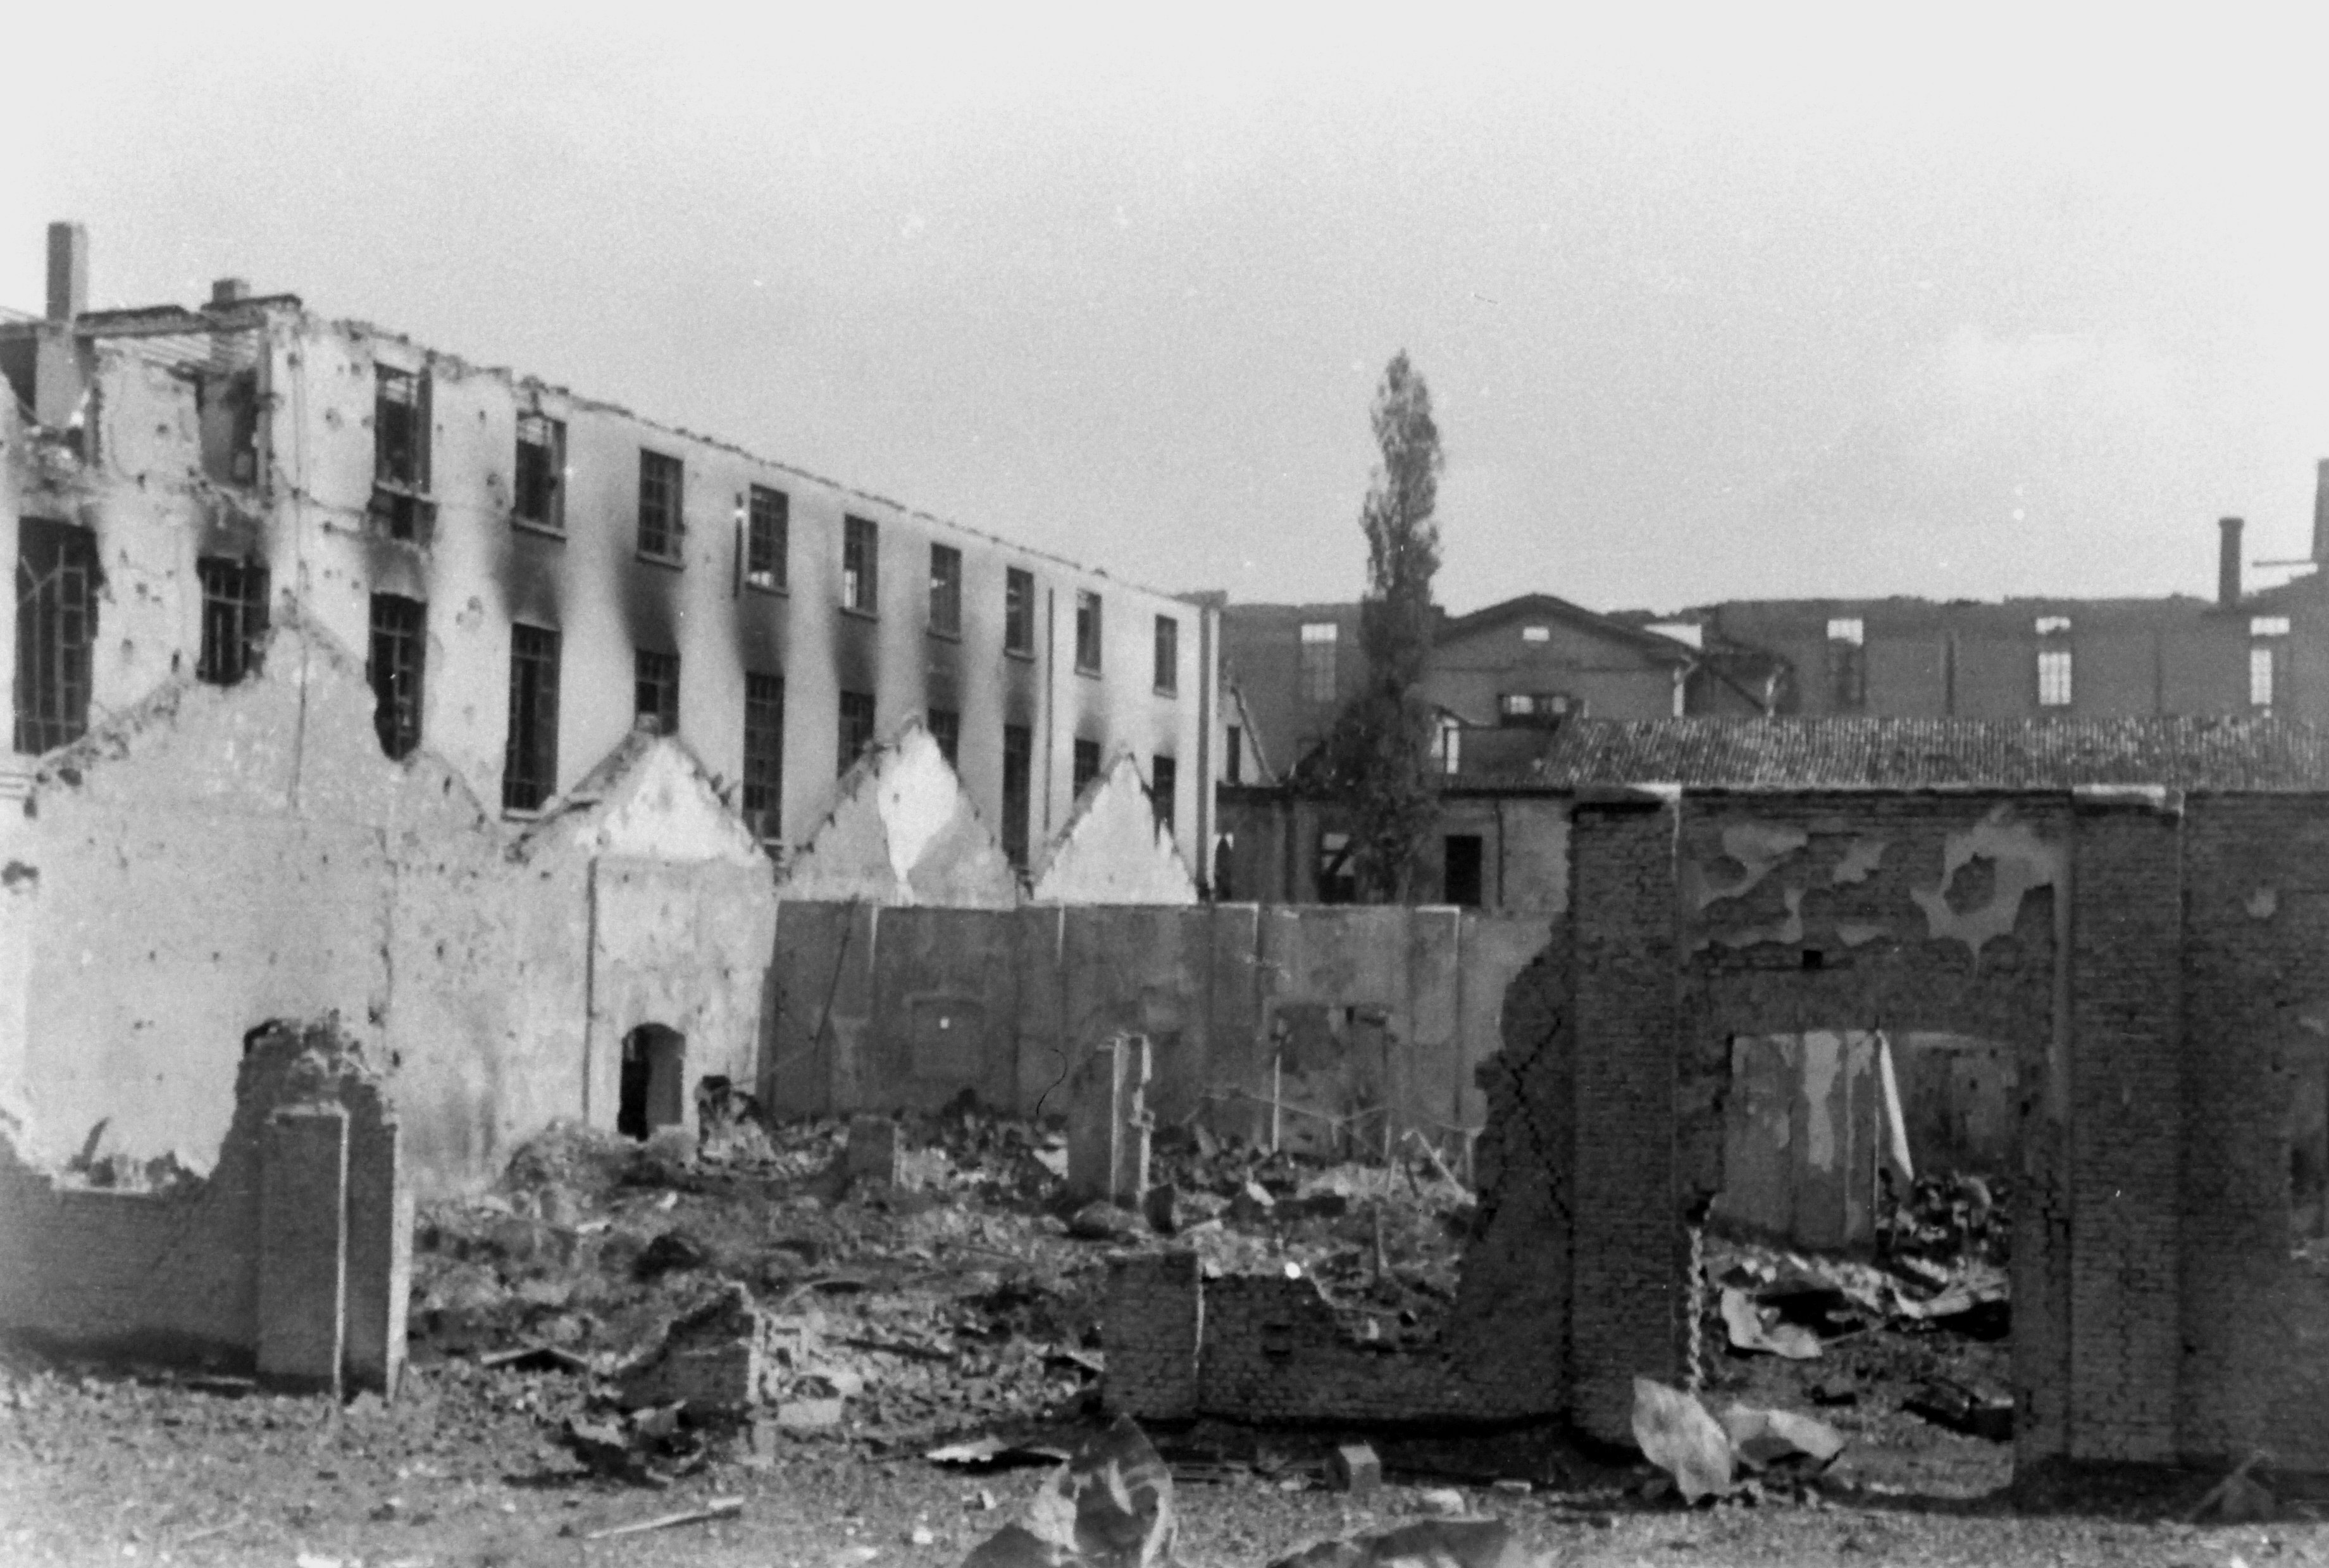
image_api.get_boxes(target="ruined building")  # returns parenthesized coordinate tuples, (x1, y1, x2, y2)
(0, 222, 1219, 883)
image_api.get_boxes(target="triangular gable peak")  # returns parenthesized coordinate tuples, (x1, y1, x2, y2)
(1436, 593, 1698, 664)
(16, 613, 492, 838)
(778, 719, 1019, 907)
(1030, 752, 1197, 905)
(525, 728, 767, 866)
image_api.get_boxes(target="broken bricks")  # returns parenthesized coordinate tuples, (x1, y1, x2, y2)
(1326, 1441, 1381, 1496)
(615, 1279, 824, 1413)
(960, 1415, 1176, 1568)
(848, 1114, 905, 1187)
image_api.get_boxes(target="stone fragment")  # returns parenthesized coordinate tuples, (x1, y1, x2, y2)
(848, 1115, 904, 1186)
(960, 1415, 1174, 1568)
(1717, 1404, 1846, 1473)
(1631, 1378, 1734, 1503)
(616, 1281, 819, 1412)
(1327, 1442, 1381, 1496)
(775, 1397, 844, 1430)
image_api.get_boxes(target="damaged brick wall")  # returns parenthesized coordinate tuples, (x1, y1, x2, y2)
(0, 1019, 410, 1393)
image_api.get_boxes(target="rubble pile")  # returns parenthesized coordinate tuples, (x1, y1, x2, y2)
(405, 1101, 1475, 1466)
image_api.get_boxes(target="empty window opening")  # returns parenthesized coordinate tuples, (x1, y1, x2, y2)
(1004, 568, 1034, 655)
(1443, 834, 1484, 907)
(1434, 716, 1463, 775)
(1072, 738, 1102, 797)
(1316, 831, 1357, 905)
(196, 556, 269, 687)
(634, 649, 680, 736)
(14, 518, 97, 755)
(2037, 647, 2073, 708)
(1299, 621, 1338, 703)
(1150, 754, 1177, 837)
(199, 366, 260, 485)
(513, 411, 565, 532)
(746, 485, 787, 590)
(742, 671, 783, 841)
(370, 365, 432, 540)
(1001, 722, 1033, 868)
(2254, 643, 2281, 709)
(927, 706, 960, 769)
(368, 592, 426, 761)
(617, 1024, 687, 1141)
(637, 449, 685, 562)
(843, 516, 879, 613)
(502, 624, 561, 811)
(929, 544, 962, 637)
(1075, 590, 1103, 674)
(838, 689, 876, 773)
(1153, 615, 1179, 695)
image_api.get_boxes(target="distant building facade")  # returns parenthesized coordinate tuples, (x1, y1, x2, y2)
(0, 223, 1220, 883)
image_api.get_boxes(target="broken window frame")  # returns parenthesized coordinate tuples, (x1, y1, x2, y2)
(513, 411, 566, 533)
(746, 485, 788, 592)
(13, 517, 97, 756)
(742, 671, 784, 840)
(1075, 590, 1103, 675)
(838, 688, 877, 773)
(634, 648, 681, 735)
(1315, 830, 1358, 904)
(842, 516, 879, 615)
(368, 592, 426, 761)
(929, 544, 963, 638)
(1153, 614, 1179, 696)
(1150, 753, 1177, 837)
(1072, 737, 1102, 797)
(502, 623, 561, 812)
(196, 556, 270, 687)
(1000, 722, 1033, 868)
(637, 449, 686, 564)
(1004, 567, 1035, 656)
(369, 365, 435, 542)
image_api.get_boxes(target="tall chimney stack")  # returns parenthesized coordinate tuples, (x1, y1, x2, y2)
(2220, 516, 2245, 609)
(45, 221, 87, 322)
(2313, 459, 2329, 566)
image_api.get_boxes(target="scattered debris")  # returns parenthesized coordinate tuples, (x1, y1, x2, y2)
(560, 1403, 706, 1488)
(1632, 1378, 1734, 1503)
(1718, 1404, 1847, 1474)
(1269, 1517, 1525, 1568)
(960, 1416, 1174, 1568)
(2187, 1450, 2276, 1523)
(581, 1495, 743, 1541)
(1720, 1286, 1822, 1360)
(1904, 1378, 2013, 1442)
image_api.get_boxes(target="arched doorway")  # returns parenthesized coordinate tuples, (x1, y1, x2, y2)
(618, 1024, 686, 1140)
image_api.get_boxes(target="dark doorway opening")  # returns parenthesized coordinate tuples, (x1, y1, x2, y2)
(618, 1024, 687, 1140)
(1444, 834, 1484, 907)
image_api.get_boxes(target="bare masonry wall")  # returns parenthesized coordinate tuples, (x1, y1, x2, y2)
(0, 1021, 410, 1393)
(763, 900, 1550, 1148)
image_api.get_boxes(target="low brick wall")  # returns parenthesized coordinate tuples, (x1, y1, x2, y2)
(0, 1020, 411, 1395)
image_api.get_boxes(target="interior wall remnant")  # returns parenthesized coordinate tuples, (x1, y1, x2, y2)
(778, 721, 1020, 908)
(0, 1017, 410, 1393)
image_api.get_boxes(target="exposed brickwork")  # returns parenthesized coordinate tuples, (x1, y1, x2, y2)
(2064, 793, 2185, 1462)
(1567, 795, 1684, 1444)
(1102, 1252, 1202, 1421)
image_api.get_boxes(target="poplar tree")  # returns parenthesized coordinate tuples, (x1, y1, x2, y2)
(1308, 351, 1444, 901)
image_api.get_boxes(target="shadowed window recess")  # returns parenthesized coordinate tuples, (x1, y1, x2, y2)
(634, 648, 680, 735)
(838, 689, 876, 773)
(1072, 737, 1102, 797)
(1005, 568, 1034, 655)
(1076, 590, 1103, 674)
(369, 365, 433, 540)
(929, 544, 962, 637)
(513, 411, 564, 532)
(368, 592, 425, 760)
(927, 706, 959, 769)
(1150, 754, 1176, 836)
(1001, 723, 1033, 868)
(197, 556, 269, 687)
(14, 517, 97, 754)
(637, 449, 685, 563)
(747, 485, 787, 591)
(742, 671, 783, 841)
(502, 624, 560, 811)
(843, 516, 879, 614)
(1153, 614, 1179, 695)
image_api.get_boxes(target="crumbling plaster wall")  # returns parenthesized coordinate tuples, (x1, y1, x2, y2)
(778, 723, 1019, 908)
(1031, 754, 1198, 905)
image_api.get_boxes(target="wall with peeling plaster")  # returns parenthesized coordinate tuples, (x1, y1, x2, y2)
(1031, 754, 1198, 905)
(0, 620, 776, 1198)
(778, 721, 1020, 907)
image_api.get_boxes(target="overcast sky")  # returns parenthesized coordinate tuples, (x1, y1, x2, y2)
(6, 8, 2326, 616)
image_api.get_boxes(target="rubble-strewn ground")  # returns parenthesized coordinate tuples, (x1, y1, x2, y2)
(0, 1112, 2316, 1565)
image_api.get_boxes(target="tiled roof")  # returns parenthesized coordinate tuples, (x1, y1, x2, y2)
(1491, 717, 2329, 792)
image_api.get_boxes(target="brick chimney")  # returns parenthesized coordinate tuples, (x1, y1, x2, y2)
(45, 221, 87, 322)
(2220, 516, 2245, 609)
(2313, 459, 2329, 566)
(209, 277, 250, 307)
